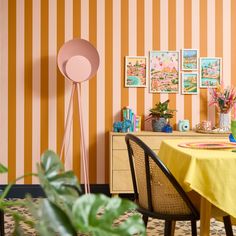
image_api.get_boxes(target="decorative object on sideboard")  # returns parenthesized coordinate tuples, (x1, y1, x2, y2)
(229, 120, 236, 142)
(209, 82, 236, 132)
(146, 99, 176, 132)
(113, 106, 141, 133)
(195, 120, 212, 132)
(161, 123, 173, 133)
(178, 120, 190, 132)
(57, 38, 100, 194)
(113, 119, 132, 133)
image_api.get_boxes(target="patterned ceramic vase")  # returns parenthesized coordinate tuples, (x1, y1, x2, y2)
(152, 118, 166, 132)
(219, 113, 230, 131)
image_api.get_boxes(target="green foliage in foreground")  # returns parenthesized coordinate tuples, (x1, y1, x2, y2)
(0, 150, 145, 236)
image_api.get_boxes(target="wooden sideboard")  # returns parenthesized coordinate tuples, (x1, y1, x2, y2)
(109, 131, 228, 196)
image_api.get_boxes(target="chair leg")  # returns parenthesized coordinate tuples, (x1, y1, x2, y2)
(0, 209, 4, 236)
(164, 220, 175, 236)
(223, 215, 234, 236)
(191, 220, 197, 236)
(142, 215, 148, 227)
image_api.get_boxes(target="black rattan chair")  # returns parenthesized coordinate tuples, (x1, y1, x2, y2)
(125, 134, 200, 236)
(223, 215, 234, 236)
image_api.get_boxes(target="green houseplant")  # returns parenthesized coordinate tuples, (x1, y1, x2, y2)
(146, 99, 176, 132)
(0, 151, 145, 236)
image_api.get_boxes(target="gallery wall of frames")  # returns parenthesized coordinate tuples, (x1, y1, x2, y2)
(125, 50, 222, 95)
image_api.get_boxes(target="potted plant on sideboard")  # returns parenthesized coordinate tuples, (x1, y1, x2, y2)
(146, 99, 176, 132)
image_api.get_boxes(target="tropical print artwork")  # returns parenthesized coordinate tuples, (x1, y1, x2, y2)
(150, 51, 179, 93)
(125, 56, 147, 87)
(182, 49, 198, 70)
(182, 72, 198, 94)
(200, 57, 222, 88)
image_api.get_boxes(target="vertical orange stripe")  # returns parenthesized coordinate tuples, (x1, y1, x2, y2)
(152, 0, 160, 106)
(137, 0, 145, 129)
(89, 0, 97, 183)
(215, 0, 223, 121)
(105, 0, 113, 183)
(200, 0, 207, 121)
(73, 0, 81, 38)
(184, 0, 192, 126)
(215, 0, 223, 58)
(57, 0, 65, 159)
(41, 0, 49, 154)
(73, 0, 81, 179)
(24, 0, 32, 183)
(232, 0, 236, 86)
(8, 0, 16, 182)
(121, 0, 129, 110)
(168, 0, 177, 128)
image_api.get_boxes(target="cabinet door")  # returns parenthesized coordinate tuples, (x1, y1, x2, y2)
(113, 150, 129, 170)
(112, 170, 133, 192)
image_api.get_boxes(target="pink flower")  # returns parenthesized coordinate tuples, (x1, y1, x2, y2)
(209, 83, 236, 113)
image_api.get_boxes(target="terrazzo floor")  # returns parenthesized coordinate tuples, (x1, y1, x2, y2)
(3, 201, 236, 235)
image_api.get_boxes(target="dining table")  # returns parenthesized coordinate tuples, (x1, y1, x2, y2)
(158, 138, 236, 236)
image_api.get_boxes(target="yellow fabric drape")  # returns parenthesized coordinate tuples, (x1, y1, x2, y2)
(158, 139, 236, 218)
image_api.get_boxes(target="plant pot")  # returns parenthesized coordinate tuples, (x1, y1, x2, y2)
(152, 118, 166, 132)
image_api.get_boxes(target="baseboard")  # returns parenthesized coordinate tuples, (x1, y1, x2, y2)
(0, 184, 110, 198)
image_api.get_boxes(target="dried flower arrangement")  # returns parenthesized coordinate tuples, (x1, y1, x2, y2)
(209, 82, 236, 114)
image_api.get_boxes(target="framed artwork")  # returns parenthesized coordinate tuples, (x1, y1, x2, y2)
(125, 56, 147, 87)
(181, 49, 198, 70)
(149, 51, 179, 93)
(181, 72, 198, 95)
(200, 57, 222, 88)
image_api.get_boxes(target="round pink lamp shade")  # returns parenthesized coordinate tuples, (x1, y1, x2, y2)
(57, 39, 100, 83)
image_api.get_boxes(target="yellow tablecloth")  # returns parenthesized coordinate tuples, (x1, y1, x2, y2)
(158, 138, 236, 218)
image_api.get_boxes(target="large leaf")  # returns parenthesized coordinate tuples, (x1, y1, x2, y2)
(72, 194, 145, 236)
(0, 163, 8, 173)
(33, 199, 77, 236)
(40, 150, 64, 178)
(37, 151, 82, 214)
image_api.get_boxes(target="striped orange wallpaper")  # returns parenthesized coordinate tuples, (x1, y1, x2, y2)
(0, 0, 235, 184)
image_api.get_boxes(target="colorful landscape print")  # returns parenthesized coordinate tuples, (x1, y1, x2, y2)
(182, 72, 198, 94)
(125, 57, 147, 87)
(150, 51, 179, 93)
(182, 49, 198, 70)
(200, 57, 221, 87)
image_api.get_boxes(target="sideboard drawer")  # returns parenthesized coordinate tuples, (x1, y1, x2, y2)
(112, 170, 133, 191)
(112, 135, 163, 150)
(113, 150, 130, 170)
(113, 136, 127, 149)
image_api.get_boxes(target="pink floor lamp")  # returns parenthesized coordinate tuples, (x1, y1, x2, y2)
(57, 39, 100, 194)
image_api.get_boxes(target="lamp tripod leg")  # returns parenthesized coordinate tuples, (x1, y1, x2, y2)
(60, 83, 76, 161)
(77, 83, 90, 194)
